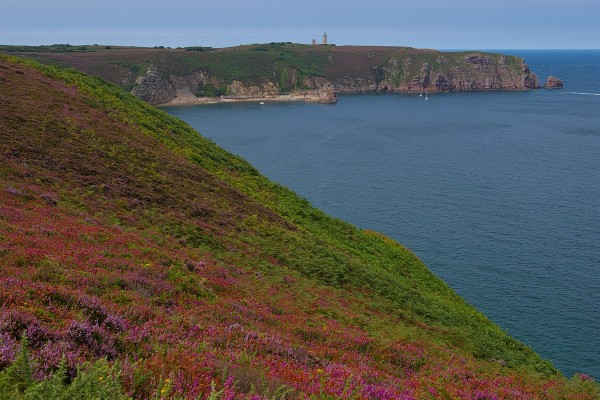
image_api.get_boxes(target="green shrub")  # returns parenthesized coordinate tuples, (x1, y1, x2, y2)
(0, 335, 128, 400)
(196, 83, 226, 97)
(0, 334, 33, 395)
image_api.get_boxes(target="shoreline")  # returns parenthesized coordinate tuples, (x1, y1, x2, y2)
(156, 88, 546, 107)
(157, 93, 336, 107)
(156, 86, 552, 108)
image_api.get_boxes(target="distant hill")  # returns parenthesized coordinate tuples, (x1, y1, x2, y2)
(1, 54, 597, 399)
(2, 43, 539, 105)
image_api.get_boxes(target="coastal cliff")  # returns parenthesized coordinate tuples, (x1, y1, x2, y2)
(320, 49, 539, 95)
(130, 64, 337, 105)
(4, 43, 538, 105)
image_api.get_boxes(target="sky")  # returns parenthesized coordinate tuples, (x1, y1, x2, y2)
(2, 0, 598, 49)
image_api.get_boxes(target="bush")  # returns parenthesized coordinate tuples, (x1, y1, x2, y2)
(0, 335, 128, 400)
(195, 83, 226, 97)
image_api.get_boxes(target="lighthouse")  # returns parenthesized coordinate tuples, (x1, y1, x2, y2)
(322, 32, 328, 45)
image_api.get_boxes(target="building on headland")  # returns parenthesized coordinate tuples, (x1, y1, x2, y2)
(311, 33, 330, 45)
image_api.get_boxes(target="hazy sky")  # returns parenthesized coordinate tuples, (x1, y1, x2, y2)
(2, 0, 598, 49)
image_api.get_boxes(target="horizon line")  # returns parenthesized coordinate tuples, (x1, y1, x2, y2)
(1, 42, 600, 51)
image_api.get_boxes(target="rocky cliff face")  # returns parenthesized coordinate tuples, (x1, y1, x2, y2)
(130, 65, 336, 105)
(332, 54, 539, 94)
(301, 76, 337, 102)
(127, 50, 536, 105)
(226, 80, 279, 98)
(131, 66, 176, 104)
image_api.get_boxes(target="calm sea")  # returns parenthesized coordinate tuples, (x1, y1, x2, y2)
(163, 50, 600, 378)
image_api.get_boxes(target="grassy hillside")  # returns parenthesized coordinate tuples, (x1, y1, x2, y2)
(0, 55, 598, 399)
(1, 43, 331, 92)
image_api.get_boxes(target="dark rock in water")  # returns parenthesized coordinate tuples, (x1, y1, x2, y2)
(545, 76, 564, 89)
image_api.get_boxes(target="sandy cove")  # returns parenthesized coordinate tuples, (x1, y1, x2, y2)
(158, 93, 336, 107)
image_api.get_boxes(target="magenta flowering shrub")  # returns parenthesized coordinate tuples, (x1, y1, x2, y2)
(77, 295, 127, 332)
(25, 323, 54, 349)
(0, 309, 37, 340)
(0, 332, 18, 368)
(67, 320, 119, 360)
(34, 340, 82, 380)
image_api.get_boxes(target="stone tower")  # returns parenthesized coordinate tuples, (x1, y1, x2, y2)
(322, 32, 327, 45)
(312, 38, 317, 46)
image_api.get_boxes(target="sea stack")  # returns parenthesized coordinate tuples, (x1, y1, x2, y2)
(545, 76, 564, 89)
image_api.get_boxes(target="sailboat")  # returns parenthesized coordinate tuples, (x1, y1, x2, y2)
(420, 87, 423, 97)
(425, 88, 428, 101)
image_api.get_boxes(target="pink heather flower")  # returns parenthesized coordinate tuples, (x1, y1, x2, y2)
(576, 373, 593, 381)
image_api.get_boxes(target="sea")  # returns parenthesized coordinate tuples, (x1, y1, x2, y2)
(163, 50, 600, 379)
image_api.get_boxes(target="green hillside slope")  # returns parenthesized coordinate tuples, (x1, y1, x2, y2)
(0, 55, 597, 399)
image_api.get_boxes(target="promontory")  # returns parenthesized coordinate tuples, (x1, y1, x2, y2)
(1, 43, 540, 105)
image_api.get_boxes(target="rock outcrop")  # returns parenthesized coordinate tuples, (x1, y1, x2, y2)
(131, 66, 175, 105)
(302, 76, 337, 102)
(545, 76, 564, 89)
(226, 80, 279, 98)
(130, 64, 337, 105)
(331, 54, 539, 95)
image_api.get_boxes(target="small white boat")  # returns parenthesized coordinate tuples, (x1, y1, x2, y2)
(419, 87, 423, 97)
(259, 101, 265, 105)
(425, 89, 428, 101)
